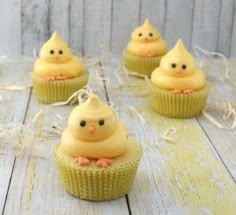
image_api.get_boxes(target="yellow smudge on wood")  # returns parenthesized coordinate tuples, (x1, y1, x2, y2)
(23, 160, 36, 212)
(139, 107, 236, 214)
(34, 112, 44, 139)
(137, 170, 151, 193)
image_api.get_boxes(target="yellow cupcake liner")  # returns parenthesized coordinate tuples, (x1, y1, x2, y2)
(31, 71, 88, 104)
(54, 140, 142, 201)
(123, 50, 164, 77)
(149, 82, 209, 118)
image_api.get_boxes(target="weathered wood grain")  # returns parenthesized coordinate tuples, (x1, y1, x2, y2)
(111, 0, 140, 54)
(49, 0, 70, 42)
(196, 60, 236, 180)
(164, 0, 194, 49)
(140, 0, 166, 36)
(230, 1, 236, 57)
(217, 0, 235, 57)
(83, 0, 112, 55)
(0, 0, 21, 55)
(69, 0, 84, 54)
(104, 60, 236, 214)
(191, 0, 221, 52)
(0, 57, 33, 214)
(1, 0, 236, 57)
(21, 0, 50, 56)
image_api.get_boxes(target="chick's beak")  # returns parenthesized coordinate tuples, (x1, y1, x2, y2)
(176, 68, 182, 73)
(88, 125, 96, 134)
(54, 55, 59, 60)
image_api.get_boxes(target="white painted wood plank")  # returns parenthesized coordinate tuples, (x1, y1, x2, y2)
(4, 66, 129, 215)
(197, 114, 236, 179)
(217, 0, 234, 57)
(0, 90, 30, 214)
(111, 0, 140, 54)
(21, 0, 50, 56)
(104, 59, 236, 214)
(49, 0, 70, 42)
(196, 61, 236, 179)
(230, 1, 236, 57)
(0, 57, 33, 213)
(165, 0, 194, 49)
(191, 0, 221, 52)
(0, 0, 21, 55)
(69, 0, 84, 54)
(83, 0, 112, 55)
(140, 0, 166, 36)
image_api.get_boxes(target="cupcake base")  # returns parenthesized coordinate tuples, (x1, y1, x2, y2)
(54, 140, 142, 201)
(31, 71, 89, 104)
(149, 82, 209, 118)
(123, 50, 163, 77)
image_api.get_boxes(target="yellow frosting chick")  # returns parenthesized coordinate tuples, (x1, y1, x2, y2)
(60, 94, 128, 167)
(34, 32, 84, 80)
(151, 39, 206, 93)
(126, 19, 167, 57)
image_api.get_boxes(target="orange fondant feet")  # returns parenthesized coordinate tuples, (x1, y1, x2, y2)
(56, 75, 67, 80)
(172, 89, 182, 93)
(96, 158, 112, 167)
(46, 76, 56, 81)
(74, 156, 90, 166)
(146, 52, 156, 57)
(136, 52, 155, 57)
(183, 89, 193, 94)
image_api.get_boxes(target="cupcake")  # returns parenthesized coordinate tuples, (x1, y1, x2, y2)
(54, 94, 142, 201)
(32, 32, 88, 103)
(123, 19, 167, 77)
(150, 39, 209, 118)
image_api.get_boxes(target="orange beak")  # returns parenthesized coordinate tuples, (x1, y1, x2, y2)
(176, 68, 182, 73)
(54, 55, 59, 60)
(88, 125, 96, 134)
(144, 37, 149, 42)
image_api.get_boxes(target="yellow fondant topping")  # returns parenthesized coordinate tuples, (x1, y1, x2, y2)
(60, 94, 128, 160)
(126, 19, 167, 57)
(33, 32, 84, 79)
(151, 39, 206, 91)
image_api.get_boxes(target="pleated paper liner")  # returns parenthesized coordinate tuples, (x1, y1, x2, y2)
(54, 139, 142, 201)
(31, 70, 89, 104)
(123, 50, 163, 77)
(149, 82, 209, 118)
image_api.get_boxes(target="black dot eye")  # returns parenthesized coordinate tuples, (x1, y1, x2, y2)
(80, 120, 86, 127)
(182, 64, 187, 70)
(149, 33, 153, 37)
(50, 50, 54, 54)
(98, 119, 105, 126)
(59, 50, 63, 55)
(171, 63, 176, 68)
(138, 33, 142, 37)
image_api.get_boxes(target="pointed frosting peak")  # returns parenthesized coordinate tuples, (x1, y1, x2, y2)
(86, 94, 102, 107)
(49, 31, 66, 44)
(72, 94, 115, 120)
(174, 39, 185, 51)
(167, 39, 192, 59)
(143, 18, 152, 28)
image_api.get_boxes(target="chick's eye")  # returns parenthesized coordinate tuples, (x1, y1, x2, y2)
(171, 63, 176, 68)
(99, 119, 105, 126)
(138, 33, 142, 37)
(50, 50, 54, 54)
(80, 120, 86, 127)
(182, 64, 187, 70)
(59, 50, 63, 54)
(149, 33, 153, 37)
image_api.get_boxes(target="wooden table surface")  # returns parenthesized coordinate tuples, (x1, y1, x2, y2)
(0, 56, 236, 215)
